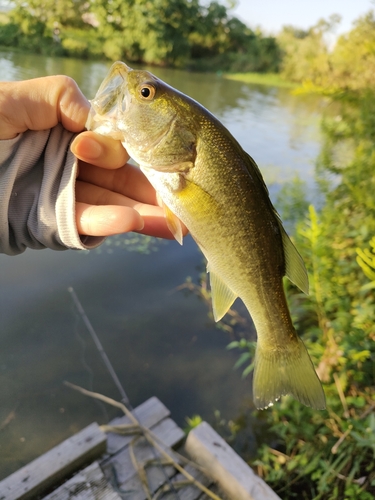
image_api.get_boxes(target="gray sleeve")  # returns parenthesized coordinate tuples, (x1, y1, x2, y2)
(0, 124, 104, 255)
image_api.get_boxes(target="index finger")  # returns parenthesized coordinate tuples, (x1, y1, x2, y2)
(77, 161, 159, 206)
(71, 131, 130, 170)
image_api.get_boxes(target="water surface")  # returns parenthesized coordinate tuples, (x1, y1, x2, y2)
(0, 51, 325, 479)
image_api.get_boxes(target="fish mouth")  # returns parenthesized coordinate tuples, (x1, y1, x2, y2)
(86, 61, 178, 158)
(85, 62, 132, 139)
(91, 62, 131, 114)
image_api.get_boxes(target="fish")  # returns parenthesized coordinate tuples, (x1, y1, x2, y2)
(86, 61, 326, 410)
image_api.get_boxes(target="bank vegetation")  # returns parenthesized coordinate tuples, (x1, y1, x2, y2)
(0, 0, 280, 73)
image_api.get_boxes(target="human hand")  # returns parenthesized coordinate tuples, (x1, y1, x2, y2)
(0, 76, 177, 239)
(71, 131, 175, 239)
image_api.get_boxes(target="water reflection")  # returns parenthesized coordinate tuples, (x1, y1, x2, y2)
(0, 237, 251, 479)
(0, 50, 325, 479)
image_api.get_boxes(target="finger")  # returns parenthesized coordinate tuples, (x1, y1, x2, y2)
(76, 179, 162, 218)
(76, 180, 177, 239)
(77, 162, 159, 205)
(76, 202, 144, 236)
(0, 77, 88, 140)
(71, 131, 130, 169)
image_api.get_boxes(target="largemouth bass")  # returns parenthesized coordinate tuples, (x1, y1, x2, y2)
(86, 61, 326, 410)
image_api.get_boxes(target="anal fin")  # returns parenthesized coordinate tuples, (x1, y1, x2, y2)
(209, 268, 237, 322)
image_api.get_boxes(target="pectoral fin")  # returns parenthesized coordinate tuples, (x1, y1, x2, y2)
(209, 268, 237, 322)
(163, 203, 184, 245)
(281, 227, 309, 295)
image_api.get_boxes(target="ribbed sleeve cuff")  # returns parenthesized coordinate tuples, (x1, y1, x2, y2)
(56, 147, 105, 250)
(0, 125, 105, 255)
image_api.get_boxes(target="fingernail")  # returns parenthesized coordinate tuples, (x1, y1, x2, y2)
(136, 216, 145, 231)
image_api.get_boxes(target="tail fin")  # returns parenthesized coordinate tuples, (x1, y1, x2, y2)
(253, 337, 326, 410)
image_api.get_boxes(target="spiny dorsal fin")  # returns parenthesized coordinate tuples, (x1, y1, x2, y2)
(163, 202, 184, 245)
(280, 226, 309, 295)
(209, 267, 237, 322)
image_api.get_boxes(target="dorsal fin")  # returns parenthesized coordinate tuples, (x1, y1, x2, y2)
(241, 151, 308, 294)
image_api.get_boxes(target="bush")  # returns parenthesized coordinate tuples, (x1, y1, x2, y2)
(0, 22, 19, 47)
(225, 91, 375, 499)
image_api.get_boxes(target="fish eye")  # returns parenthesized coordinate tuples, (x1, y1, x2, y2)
(139, 84, 156, 100)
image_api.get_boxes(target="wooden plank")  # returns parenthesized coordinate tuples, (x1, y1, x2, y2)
(169, 463, 214, 500)
(0, 423, 106, 500)
(161, 462, 229, 500)
(197, 483, 229, 500)
(43, 461, 121, 500)
(105, 460, 212, 500)
(102, 417, 185, 487)
(185, 422, 281, 500)
(105, 463, 177, 500)
(105, 397, 170, 455)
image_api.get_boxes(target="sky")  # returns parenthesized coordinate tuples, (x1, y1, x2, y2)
(232, 0, 373, 35)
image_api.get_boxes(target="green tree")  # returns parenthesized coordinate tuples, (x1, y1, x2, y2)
(330, 11, 375, 90)
(7, 0, 94, 56)
(189, 2, 262, 58)
(11, 0, 89, 30)
(188, 1, 280, 72)
(278, 15, 341, 85)
(91, 0, 199, 65)
(3, 0, 280, 70)
(278, 10, 375, 92)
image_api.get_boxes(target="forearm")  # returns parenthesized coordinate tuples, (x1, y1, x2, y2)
(0, 124, 103, 255)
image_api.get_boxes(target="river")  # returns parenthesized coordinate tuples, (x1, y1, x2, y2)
(0, 50, 325, 479)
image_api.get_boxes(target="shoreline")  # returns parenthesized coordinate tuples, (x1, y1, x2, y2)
(0, 44, 295, 89)
(223, 72, 296, 89)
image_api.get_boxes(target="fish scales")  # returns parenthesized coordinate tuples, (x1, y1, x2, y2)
(87, 61, 326, 410)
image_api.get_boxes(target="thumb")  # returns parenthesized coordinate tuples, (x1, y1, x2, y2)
(0, 76, 89, 140)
